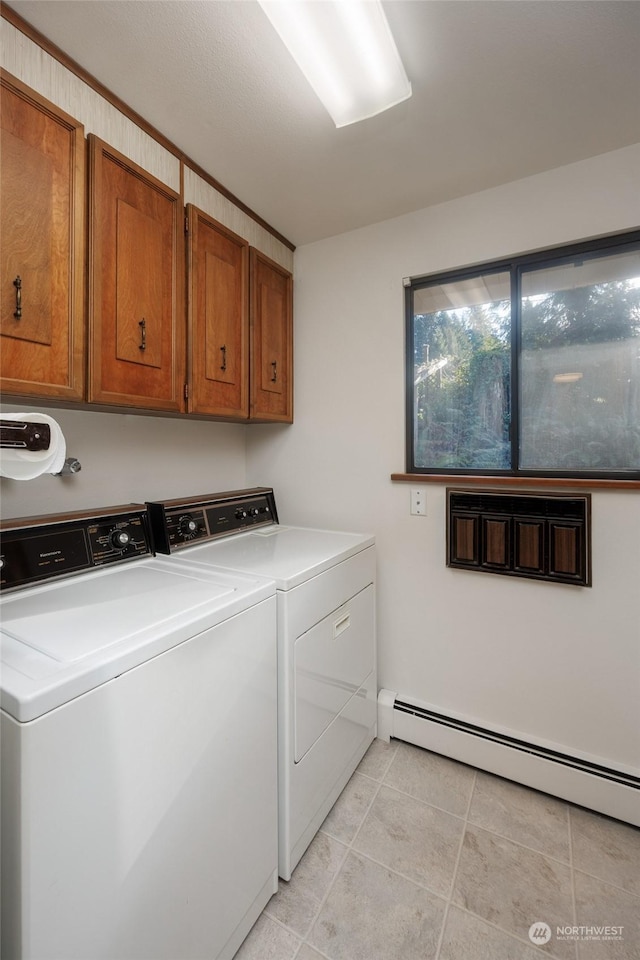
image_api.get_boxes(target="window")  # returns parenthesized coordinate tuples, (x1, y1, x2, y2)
(406, 231, 640, 479)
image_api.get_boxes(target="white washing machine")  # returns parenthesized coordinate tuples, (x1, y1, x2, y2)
(147, 488, 377, 880)
(0, 504, 278, 960)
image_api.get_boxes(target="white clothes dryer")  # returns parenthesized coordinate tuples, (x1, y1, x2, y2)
(148, 488, 377, 880)
(0, 504, 278, 960)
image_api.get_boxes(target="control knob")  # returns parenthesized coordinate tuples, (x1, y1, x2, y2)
(110, 529, 131, 550)
(250, 507, 260, 517)
(177, 515, 198, 538)
(235, 508, 248, 520)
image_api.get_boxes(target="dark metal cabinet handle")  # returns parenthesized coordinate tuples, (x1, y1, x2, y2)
(13, 276, 22, 319)
(139, 318, 146, 351)
(271, 360, 277, 383)
(220, 344, 227, 372)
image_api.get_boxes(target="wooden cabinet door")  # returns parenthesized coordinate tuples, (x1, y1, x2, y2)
(449, 512, 480, 567)
(249, 249, 293, 422)
(1, 71, 85, 400)
(481, 515, 511, 570)
(548, 521, 585, 583)
(88, 136, 184, 412)
(513, 518, 545, 576)
(186, 205, 248, 418)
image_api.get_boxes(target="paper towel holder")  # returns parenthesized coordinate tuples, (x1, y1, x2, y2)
(55, 457, 82, 476)
(1, 418, 50, 451)
(0, 419, 81, 477)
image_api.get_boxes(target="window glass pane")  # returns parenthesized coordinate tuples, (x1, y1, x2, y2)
(412, 271, 511, 470)
(520, 249, 640, 472)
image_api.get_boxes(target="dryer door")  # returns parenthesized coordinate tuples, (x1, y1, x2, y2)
(294, 584, 374, 762)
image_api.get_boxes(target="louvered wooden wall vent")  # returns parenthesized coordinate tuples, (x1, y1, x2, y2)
(447, 489, 591, 586)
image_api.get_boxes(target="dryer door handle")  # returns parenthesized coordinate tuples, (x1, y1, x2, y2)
(333, 613, 350, 639)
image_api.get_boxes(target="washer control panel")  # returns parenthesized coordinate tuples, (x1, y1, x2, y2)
(0, 506, 151, 591)
(147, 487, 278, 553)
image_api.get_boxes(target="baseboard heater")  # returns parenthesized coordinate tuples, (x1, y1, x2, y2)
(377, 690, 639, 827)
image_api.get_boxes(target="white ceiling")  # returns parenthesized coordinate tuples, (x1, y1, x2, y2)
(6, 1, 640, 247)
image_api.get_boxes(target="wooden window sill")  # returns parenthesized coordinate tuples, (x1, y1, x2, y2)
(391, 473, 640, 491)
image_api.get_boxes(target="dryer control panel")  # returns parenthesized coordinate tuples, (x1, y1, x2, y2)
(0, 506, 151, 591)
(147, 487, 278, 553)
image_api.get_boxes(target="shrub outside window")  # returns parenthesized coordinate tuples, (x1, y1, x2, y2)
(406, 232, 640, 479)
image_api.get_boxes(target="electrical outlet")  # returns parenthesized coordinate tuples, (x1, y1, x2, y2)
(410, 487, 427, 516)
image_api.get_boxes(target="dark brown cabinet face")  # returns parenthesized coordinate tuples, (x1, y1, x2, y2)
(88, 135, 184, 412)
(1, 71, 85, 400)
(450, 515, 479, 566)
(447, 490, 591, 586)
(548, 522, 584, 582)
(514, 520, 545, 574)
(250, 249, 293, 423)
(186, 205, 249, 418)
(482, 517, 511, 570)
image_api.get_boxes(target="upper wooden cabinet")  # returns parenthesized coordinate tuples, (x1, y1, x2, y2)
(1, 73, 293, 423)
(249, 249, 293, 423)
(186, 205, 249, 418)
(88, 135, 185, 413)
(0, 71, 85, 401)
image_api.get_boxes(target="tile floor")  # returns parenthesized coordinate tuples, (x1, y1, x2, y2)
(234, 738, 640, 960)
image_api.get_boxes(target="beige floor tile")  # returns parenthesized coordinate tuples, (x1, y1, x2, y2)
(383, 741, 475, 816)
(574, 870, 640, 960)
(355, 737, 398, 781)
(468, 771, 571, 862)
(265, 832, 348, 937)
(452, 824, 576, 959)
(570, 807, 640, 896)
(439, 905, 555, 960)
(352, 784, 463, 896)
(233, 744, 640, 960)
(308, 850, 446, 960)
(320, 773, 379, 845)
(232, 914, 301, 960)
(295, 946, 329, 960)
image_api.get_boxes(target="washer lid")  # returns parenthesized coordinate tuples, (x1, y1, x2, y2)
(1, 557, 275, 722)
(174, 525, 375, 590)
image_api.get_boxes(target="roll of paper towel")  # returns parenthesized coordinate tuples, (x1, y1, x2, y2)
(0, 413, 67, 480)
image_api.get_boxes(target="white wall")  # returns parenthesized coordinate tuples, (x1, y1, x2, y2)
(247, 145, 640, 775)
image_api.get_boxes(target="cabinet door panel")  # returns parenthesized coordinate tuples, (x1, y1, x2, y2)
(115, 200, 163, 369)
(89, 136, 184, 411)
(187, 205, 248, 418)
(203, 253, 235, 386)
(549, 522, 583, 581)
(1, 130, 52, 344)
(259, 283, 284, 396)
(514, 519, 545, 574)
(481, 516, 510, 569)
(250, 249, 292, 422)
(1, 72, 85, 400)
(449, 514, 479, 566)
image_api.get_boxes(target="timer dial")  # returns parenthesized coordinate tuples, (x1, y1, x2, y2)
(177, 515, 199, 539)
(110, 529, 131, 550)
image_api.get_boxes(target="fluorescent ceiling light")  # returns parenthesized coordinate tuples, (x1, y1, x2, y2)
(257, 0, 412, 127)
(553, 372, 584, 383)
